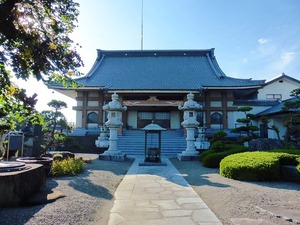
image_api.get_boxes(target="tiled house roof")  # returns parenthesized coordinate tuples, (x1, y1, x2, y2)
(256, 97, 299, 116)
(74, 49, 265, 91)
(264, 73, 300, 86)
(234, 100, 280, 107)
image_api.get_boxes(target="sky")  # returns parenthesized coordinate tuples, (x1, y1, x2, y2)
(14, 0, 300, 125)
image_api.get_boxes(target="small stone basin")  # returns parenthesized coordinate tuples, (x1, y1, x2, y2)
(0, 162, 29, 173)
(16, 157, 53, 175)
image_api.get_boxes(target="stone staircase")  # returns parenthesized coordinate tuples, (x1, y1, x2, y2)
(117, 129, 187, 156)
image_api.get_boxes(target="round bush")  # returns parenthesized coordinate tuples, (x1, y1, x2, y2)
(220, 152, 298, 181)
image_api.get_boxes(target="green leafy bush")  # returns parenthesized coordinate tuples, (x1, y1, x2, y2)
(51, 157, 84, 176)
(200, 144, 247, 168)
(269, 149, 300, 156)
(210, 141, 225, 152)
(220, 152, 300, 181)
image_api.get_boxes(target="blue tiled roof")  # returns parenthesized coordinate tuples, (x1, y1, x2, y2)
(256, 97, 299, 116)
(234, 100, 280, 107)
(74, 49, 265, 90)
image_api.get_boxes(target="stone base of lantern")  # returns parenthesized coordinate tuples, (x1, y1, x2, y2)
(177, 153, 199, 161)
(99, 153, 126, 162)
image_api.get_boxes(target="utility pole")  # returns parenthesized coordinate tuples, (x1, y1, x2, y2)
(141, 0, 144, 50)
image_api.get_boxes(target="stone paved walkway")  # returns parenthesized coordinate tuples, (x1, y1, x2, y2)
(108, 156, 222, 225)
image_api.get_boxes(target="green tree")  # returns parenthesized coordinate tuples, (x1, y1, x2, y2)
(43, 100, 67, 135)
(0, 0, 82, 128)
(232, 106, 259, 143)
(41, 100, 68, 150)
(282, 88, 300, 146)
(0, 0, 82, 152)
(0, 0, 83, 82)
(260, 116, 280, 140)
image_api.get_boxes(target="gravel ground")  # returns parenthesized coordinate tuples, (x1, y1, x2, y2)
(171, 158, 300, 225)
(0, 154, 133, 225)
(1, 155, 299, 225)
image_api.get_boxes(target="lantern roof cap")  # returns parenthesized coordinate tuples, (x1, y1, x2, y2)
(142, 122, 166, 131)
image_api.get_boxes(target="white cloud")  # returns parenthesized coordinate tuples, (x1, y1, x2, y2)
(275, 51, 296, 70)
(258, 38, 269, 44)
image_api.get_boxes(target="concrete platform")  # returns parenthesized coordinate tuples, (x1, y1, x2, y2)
(108, 156, 222, 224)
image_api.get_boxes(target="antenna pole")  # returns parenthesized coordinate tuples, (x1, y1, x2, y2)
(141, 0, 144, 50)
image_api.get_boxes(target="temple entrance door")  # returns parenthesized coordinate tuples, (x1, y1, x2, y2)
(137, 112, 170, 129)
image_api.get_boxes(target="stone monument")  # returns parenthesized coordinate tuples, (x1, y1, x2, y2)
(195, 127, 210, 151)
(99, 93, 127, 161)
(95, 125, 109, 148)
(178, 92, 202, 161)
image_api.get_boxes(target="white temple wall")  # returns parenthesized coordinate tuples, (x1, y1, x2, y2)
(170, 111, 180, 129)
(76, 111, 83, 128)
(127, 111, 137, 129)
(227, 112, 235, 129)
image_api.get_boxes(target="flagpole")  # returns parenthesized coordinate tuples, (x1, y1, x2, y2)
(141, 0, 144, 50)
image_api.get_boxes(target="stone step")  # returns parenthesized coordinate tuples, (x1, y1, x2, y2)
(117, 130, 187, 156)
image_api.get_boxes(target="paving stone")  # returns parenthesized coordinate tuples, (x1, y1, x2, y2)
(192, 209, 222, 223)
(107, 156, 223, 225)
(161, 209, 193, 217)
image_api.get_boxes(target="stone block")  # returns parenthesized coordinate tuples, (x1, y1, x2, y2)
(177, 154, 199, 161)
(0, 164, 46, 207)
(99, 154, 126, 161)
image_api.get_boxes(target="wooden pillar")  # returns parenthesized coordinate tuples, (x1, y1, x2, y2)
(82, 92, 88, 128)
(98, 92, 104, 125)
(222, 91, 228, 129)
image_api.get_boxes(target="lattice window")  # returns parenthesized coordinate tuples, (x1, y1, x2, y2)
(154, 112, 170, 120)
(138, 112, 153, 120)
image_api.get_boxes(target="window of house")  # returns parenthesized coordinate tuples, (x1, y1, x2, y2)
(87, 112, 98, 123)
(266, 94, 282, 100)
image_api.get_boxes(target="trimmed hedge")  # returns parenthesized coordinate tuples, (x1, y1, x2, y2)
(269, 149, 300, 156)
(200, 144, 247, 168)
(220, 152, 300, 181)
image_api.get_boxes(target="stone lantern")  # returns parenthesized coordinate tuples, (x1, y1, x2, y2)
(142, 122, 166, 163)
(99, 93, 127, 160)
(178, 92, 202, 160)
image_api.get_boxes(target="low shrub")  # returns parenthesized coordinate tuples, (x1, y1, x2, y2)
(51, 157, 84, 176)
(199, 149, 213, 162)
(220, 152, 300, 181)
(210, 141, 225, 152)
(269, 149, 300, 156)
(200, 144, 247, 168)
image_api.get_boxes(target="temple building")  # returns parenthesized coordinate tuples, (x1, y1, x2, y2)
(50, 49, 266, 133)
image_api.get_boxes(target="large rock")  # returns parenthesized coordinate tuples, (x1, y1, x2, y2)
(249, 138, 284, 151)
(0, 164, 45, 207)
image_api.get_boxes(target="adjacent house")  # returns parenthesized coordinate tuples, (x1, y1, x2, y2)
(253, 74, 300, 139)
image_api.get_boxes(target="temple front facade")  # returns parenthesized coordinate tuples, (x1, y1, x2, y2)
(50, 49, 266, 132)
